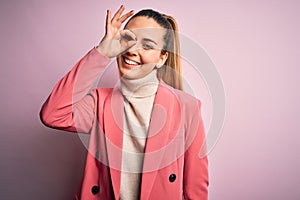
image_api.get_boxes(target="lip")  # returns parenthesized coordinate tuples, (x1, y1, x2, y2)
(122, 56, 142, 69)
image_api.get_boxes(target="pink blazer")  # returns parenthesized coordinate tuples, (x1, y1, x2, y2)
(40, 47, 209, 200)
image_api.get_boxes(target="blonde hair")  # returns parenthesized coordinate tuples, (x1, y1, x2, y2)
(158, 14, 182, 90)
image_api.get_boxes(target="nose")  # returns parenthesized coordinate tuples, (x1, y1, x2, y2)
(126, 43, 141, 56)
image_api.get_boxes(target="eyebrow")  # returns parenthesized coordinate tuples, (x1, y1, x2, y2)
(142, 38, 158, 45)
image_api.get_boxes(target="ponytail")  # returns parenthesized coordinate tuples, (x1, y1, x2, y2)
(158, 14, 182, 90)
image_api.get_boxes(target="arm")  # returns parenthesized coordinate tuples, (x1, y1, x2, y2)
(39, 47, 110, 133)
(183, 100, 209, 200)
(40, 5, 136, 133)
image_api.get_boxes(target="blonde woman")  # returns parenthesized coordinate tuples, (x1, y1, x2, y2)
(40, 5, 208, 200)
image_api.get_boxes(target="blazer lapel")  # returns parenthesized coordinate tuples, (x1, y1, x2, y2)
(140, 81, 182, 200)
(103, 81, 182, 200)
(103, 87, 124, 200)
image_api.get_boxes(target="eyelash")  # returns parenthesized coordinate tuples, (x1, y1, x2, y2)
(143, 43, 153, 50)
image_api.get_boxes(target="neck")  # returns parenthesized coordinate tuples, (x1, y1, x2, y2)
(120, 69, 159, 98)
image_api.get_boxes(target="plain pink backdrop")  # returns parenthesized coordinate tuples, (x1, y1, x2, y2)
(1, 0, 299, 199)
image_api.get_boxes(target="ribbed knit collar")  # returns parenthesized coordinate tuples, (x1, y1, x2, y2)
(120, 69, 159, 98)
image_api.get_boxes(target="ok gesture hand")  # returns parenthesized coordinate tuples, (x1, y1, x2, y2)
(97, 5, 136, 58)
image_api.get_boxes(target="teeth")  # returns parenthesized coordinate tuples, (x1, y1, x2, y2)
(124, 57, 139, 65)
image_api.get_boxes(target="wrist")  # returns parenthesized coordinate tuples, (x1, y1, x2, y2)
(94, 46, 113, 61)
(96, 45, 110, 58)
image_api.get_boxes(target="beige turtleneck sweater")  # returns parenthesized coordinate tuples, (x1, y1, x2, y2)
(119, 69, 159, 200)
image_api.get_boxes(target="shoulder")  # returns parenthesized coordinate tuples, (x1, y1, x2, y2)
(159, 80, 201, 110)
(158, 81, 203, 133)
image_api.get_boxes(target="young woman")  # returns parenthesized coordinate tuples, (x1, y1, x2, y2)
(40, 5, 208, 200)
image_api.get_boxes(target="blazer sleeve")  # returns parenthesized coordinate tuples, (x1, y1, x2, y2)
(39, 47, 110, 133)
(183, 100, 209, 200)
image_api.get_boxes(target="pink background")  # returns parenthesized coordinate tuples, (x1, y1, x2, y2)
(1, 0, 300, 199)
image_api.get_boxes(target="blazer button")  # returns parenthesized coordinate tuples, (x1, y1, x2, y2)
(169, 174, 176, 182)
(91, 185, 100, 194)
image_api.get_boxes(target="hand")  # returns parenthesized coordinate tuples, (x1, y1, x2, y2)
(96, 5, 136, 58)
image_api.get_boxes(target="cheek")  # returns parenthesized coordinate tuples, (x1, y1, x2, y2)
(141, 51, 162, 64)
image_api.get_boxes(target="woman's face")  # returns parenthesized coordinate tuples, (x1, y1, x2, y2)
(117, 16, 168, 79)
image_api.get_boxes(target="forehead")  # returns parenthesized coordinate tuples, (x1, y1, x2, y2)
(126, 16, 163, 29)
(125, 16, 166, 43)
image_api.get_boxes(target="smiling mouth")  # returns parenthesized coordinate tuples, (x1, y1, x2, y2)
(122, 56, 141, 68)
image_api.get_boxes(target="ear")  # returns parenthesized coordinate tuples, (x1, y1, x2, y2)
(157, 51, 169, 68)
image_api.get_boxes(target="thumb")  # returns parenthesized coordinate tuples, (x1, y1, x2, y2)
(126, 40, 137, 49)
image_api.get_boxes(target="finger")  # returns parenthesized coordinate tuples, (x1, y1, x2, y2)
(120, 39, 137, 54)
(119, 10, 134, 23)
(120, 29, 137, 41)
(106, 9, 111, 25)
(105, 9, 111, 33)
(111, 5, 125, 22)
(126, 40, 137, 48)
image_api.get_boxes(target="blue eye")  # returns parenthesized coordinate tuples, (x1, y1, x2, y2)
(143, 44, 153, 50)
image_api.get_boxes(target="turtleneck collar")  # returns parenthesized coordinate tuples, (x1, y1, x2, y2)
(120, 69, 159, 98)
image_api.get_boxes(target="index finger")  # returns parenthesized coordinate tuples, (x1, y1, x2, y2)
(120, 29, 137, 41)
(119, 10, 134, 23)
(111, 5, 125, 22)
